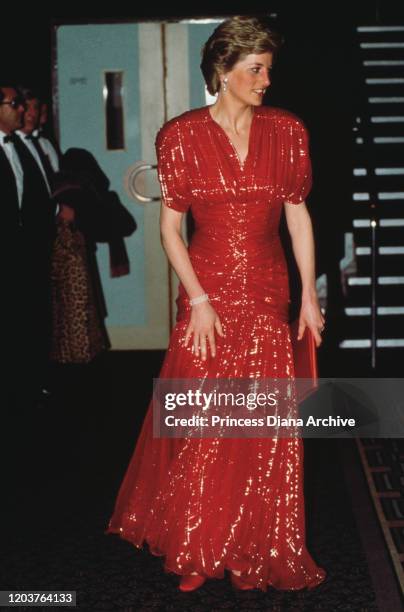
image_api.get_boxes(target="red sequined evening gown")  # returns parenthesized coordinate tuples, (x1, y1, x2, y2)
(107, 105, 326, 591)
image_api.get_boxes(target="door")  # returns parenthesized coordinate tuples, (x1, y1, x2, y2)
(54, 19, 221, 348)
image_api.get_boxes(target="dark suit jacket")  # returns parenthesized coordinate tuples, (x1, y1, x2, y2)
(1, 142, 58, 382)
(0, 146, 21, 231)
(1, 143, 56, 259)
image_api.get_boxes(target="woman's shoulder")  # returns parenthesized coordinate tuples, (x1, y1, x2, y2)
(257, 105, 309, 132)
(155, 107, 208, 146)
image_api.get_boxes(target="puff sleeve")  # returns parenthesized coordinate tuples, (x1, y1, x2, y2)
(284, 120, 313, 205)
(155, 122, 192, 213)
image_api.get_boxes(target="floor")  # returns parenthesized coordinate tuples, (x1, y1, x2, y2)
(0, 351, 399, 611)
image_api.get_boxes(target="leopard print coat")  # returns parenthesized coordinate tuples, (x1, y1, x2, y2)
(50, 218, 110, 363)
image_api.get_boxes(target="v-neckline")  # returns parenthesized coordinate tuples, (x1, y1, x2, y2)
(206, 105, 257, 173)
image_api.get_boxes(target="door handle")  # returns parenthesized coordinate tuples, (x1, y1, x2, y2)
(124, 162, 160, 203)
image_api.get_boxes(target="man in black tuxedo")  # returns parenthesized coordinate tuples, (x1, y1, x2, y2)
(0, 84, 56, 408)
(17, 87, 59, 186)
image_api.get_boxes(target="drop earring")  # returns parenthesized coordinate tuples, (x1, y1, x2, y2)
(222, 77, 228, 93)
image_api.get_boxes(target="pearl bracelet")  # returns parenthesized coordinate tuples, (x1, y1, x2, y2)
(190, 293, 209, 306)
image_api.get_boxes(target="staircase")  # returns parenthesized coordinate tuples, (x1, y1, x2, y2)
(339, 24, 404, 373)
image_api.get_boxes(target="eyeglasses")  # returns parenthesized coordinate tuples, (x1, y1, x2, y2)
(0, 97, 26, 109)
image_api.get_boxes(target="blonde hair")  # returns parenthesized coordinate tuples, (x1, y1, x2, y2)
(201, 15, 283, 95)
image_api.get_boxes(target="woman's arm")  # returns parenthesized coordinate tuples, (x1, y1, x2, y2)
(160, 204, 224, 360)
(284, 201, 325, 346)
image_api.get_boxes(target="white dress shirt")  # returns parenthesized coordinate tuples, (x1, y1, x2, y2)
(0, 129, 24, 207)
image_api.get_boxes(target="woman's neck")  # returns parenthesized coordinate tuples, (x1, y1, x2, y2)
(209, 98, 254, 135)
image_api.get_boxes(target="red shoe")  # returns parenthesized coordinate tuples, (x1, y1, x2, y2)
(230, 572, 255, 590)
(179, 574, 206, 592)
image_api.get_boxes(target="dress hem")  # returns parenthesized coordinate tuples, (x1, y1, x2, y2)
(105, 526, 327, 593)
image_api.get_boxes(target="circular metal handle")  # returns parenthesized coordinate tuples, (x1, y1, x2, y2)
(124, 162, 160, 203)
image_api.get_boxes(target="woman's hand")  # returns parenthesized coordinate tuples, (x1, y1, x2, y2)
(297, 291, 325, 347)
(284, 202, 325, 347)
(183, 301, 224, 361)
(58, 204, 75, 222)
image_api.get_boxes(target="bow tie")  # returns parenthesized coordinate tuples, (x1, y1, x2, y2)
(3, 133, 17, 144)
(26, 133, 39, 141)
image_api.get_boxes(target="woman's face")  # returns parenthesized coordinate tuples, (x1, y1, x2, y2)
(222, 52, 273, 105)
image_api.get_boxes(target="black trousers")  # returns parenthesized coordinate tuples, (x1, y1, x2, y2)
(6, 234, 53, 407)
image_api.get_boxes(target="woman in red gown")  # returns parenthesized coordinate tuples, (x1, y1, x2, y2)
(107, 15, 326, 593)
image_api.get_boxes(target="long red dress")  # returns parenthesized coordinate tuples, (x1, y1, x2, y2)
(106, 105, 327, 591)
